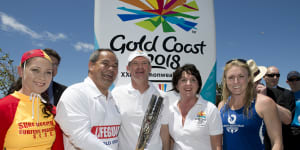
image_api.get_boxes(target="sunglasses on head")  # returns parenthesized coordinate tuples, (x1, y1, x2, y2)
(266, 73, 280, 78)
(288, 78, 300, 82)
(226, 59, 247, 64)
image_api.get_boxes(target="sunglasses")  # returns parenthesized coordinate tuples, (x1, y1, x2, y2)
(288, 78, 300, 82)
(226, 59, 247, 64)
(265, 74, 280, 78)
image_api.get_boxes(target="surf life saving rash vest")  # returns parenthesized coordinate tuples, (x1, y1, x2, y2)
(0, 91, 64, 150)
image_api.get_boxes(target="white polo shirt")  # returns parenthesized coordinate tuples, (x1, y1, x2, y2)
(168, 96, 223, 150)
(112, 82, 169, 150)
(55, 77, 121, 150)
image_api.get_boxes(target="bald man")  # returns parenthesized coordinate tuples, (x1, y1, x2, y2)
(263, 66, 295, 150)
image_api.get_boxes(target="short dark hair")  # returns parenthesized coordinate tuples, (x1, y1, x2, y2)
(171, 64, 202, 94)
(43, 48, 61, 64)
(89, 48, 116, 63)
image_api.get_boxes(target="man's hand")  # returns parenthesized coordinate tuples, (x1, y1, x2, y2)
(256, 83, 267, 95)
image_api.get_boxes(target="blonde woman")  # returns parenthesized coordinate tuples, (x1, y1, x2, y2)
(218, 59, 283, 150)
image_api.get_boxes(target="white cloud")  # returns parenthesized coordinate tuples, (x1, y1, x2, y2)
(73, 42, 94, 52)
(0, 12, 67, 41)
(43, 31, 67, 41)
(0, 12, 41, 39)
(32, 41, 45, 48)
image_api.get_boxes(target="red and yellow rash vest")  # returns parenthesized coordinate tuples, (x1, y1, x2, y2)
(0, 91, 64, 150)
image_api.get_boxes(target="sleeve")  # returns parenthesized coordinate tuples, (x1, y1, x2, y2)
(277, 90, 296, 116)
(54, 87, 113, 150)
(0, 96, 19, 149)
(207, 103, 223, 135)
(51, 122, 64, 150)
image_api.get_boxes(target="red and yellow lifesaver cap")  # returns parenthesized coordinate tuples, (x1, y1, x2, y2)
(20, 49, 52, 65)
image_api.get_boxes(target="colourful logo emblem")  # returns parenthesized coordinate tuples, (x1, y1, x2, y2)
(197, 111, 206, 119)
(158, 84, 167, 92)
(117, 0, 200, 32)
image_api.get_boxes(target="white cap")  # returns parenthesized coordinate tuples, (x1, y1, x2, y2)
(247, 59, 267, 82)
(127, 50, 150, 64)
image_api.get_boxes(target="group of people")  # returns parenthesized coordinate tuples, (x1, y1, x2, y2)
(0, 48, 299, 150)
(247, 59, 299, 150)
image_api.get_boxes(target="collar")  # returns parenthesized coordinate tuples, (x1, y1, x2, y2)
(127, 81, 155, 95)
(12, 91, 31, 102)
(173, 95, 202, 108)
(49, 80, 53, 87)
(84, 77, 113, 100)
(12, 91, 46, 121)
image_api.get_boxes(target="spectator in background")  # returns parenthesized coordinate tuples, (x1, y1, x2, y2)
(219, 59, 282, 150)
(263, 66, 295, 150)
(247, 59, 267, 95)
(286, 71, 300, 150)
(55, 49, 121, 150)
(0, 49, 63, 150)
(43, 48, 67, 106)
(111, 50, 169, 150)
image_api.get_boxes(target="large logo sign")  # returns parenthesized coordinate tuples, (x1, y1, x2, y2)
(94, 0, 216, 102)
(117, 0, 200, 32)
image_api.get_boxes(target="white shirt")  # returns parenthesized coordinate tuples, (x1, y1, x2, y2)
(55, 77, 121, 150)
(168, 96, 223, 150)
(112, 82, 169, 150)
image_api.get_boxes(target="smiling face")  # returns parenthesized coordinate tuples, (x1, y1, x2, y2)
(89, 50, 118, 90)
(264, 66, 280, 88)
(18, 57, 53, 95)
(127, 56, 151, 84)
(176, 71, 199, 100)
(225, 65, 250, 96)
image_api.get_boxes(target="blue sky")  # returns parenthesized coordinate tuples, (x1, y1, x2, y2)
(0, 0, 299, 91)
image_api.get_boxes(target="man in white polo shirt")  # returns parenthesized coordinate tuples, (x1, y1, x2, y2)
(55, 49, 121, 150)
(112, 50, 169, 150)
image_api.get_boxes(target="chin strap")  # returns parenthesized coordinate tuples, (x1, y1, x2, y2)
(29, 93, 47, 122)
